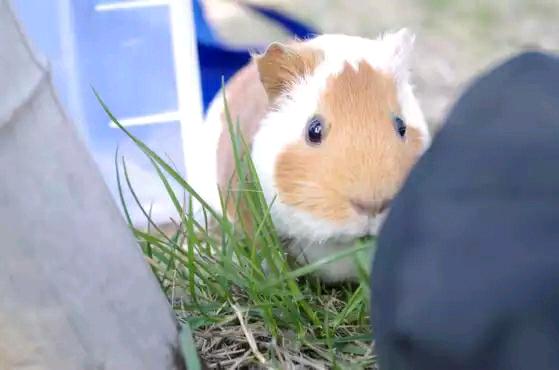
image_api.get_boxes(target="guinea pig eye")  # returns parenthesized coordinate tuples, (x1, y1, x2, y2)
(393, 114, 406, 138)
(306, 115, 324, 145)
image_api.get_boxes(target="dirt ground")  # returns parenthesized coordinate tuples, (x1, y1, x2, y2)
(201, 0, 559, 132)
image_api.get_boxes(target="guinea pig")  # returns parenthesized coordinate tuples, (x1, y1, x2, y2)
(194, 28, 431, 283)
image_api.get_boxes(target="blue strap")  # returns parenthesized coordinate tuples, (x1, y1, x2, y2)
(192, 0, 318, 112)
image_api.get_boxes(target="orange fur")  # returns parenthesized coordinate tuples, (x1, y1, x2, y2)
(274, 61, 423, 222)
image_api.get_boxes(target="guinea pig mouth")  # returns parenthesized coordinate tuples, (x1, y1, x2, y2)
(359, 203, 391, 237)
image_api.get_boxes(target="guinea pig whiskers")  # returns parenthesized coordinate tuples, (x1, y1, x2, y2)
(289, 238, 313, 266)
(289, 179, 322, 189)
(223, 185, 266, 194)
(274, 180, 325, 198)
(226, 188, 266, 194)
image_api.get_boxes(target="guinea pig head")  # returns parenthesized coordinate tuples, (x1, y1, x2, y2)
(251, 29, 431, 241)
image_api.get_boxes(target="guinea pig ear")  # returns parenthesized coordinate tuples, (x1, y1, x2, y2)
(383, 28, 416, 84)
(254, 42, 318, 101)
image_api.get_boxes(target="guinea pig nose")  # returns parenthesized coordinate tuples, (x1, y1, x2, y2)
(350, 198, 391, 216)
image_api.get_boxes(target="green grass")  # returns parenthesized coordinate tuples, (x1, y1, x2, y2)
(94, 89, 377, 369)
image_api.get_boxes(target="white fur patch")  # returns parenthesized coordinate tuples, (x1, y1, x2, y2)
(285, 210, 390, 282)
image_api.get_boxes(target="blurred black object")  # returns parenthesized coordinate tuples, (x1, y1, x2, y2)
(371, 51, 559, 369)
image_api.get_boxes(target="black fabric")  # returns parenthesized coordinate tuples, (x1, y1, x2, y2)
(371, 51, 559, 369)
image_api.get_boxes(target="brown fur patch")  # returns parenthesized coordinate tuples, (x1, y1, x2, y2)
(256, 42, 324, 102)
(215, 43, 323, 228)
(274, 61, 423, 222)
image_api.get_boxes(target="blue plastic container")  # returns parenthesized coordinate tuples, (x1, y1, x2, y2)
(12, 0, 317, 227)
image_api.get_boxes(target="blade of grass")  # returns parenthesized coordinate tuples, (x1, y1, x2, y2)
(93, 88, 227, 230)
(179, 322, 203, 370)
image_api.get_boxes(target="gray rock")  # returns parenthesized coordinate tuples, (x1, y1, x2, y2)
(0, 1, 186, 368)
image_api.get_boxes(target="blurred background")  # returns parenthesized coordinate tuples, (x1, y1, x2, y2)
(205, 0, 559, 127)
(11, 0, 559, 229)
